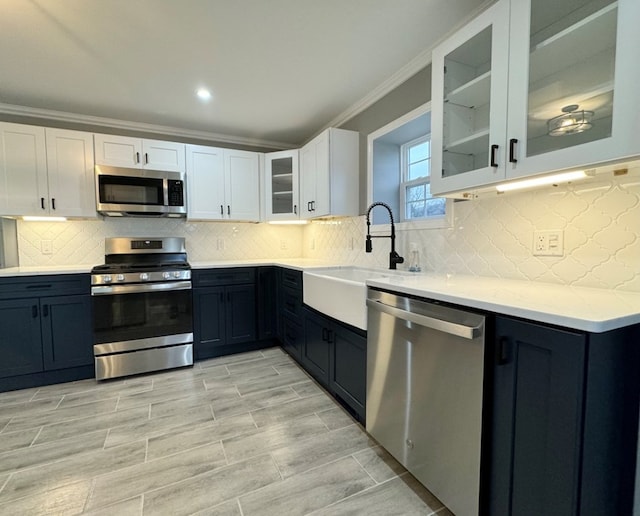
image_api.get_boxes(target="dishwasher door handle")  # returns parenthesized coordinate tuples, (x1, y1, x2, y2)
(366, 298, 482, 340)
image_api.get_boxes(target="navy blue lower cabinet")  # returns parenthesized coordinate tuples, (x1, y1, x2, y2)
(282, 316, 302, 361)
(329, 322, 366, 423)
(489, 316, 640, 516)
(257, 267, 277, 341)
(0, 298, 44, 378)
(0, 281, 93, 390)
(193, 286, 225, 359)
(225, 284, 257, 346)
(42, 295, 94, 370)
(192, 268, 258, 360)
(301, 309, 330, 387)
(299, 307, 367, 423)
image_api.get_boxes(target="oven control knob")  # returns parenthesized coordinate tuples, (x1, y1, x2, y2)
(102, 275, 112, 283)
(140, 273, 149, 281)
(116, 274, 125, 282)
(163, 272, 171, 279)
(173, 271, 181, 279)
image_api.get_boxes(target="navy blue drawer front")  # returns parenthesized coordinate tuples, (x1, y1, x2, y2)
(0, 274, 90, 300)
(193, 268, 256, 287)
(282, 285, 303, 320)
(281, 268, 302, 290)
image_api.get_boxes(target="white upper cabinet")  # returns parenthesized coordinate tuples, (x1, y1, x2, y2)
(0, 123, 48, 216)
(185, 144, 225, 220)
(431, 0, 640, 196)
(0, 123, 95, 218)
(186, 145, 260, 222)
(264, 149, 299, 221)
(224, 149, 260, 221)
(94, 134, 185, 173)
(45, 128, 96, 218)
(299, 127, 359, 219)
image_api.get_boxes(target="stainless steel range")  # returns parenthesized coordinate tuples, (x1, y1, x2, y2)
(91, 237, 193, 380)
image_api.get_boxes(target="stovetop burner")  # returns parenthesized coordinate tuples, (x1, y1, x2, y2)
(91, 236, 191, 286)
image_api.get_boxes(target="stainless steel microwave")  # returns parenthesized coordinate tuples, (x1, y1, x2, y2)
(95, 165, 186, 217)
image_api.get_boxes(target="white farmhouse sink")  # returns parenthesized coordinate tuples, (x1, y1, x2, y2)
(303, 266, 406, 330)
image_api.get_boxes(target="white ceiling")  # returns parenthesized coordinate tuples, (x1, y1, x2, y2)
(0, 0, 487, 148)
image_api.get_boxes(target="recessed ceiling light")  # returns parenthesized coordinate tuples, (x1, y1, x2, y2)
(196, 88, 212, 101)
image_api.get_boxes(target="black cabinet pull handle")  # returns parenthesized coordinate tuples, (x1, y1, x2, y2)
(312, 201, 316, 212)
(41, 197, 45, 210)
(227, 205, 230, 216)
(490, 144, 499, 168)
(135, 152, 140, 164)
(293, 204, 297, 215)
(322, 327, 328, 341)
(42, 305, 49, 317)
(51, 198, 56, 210)
(497, 337, 510, 365)
(327, 329, 334, 344)
(509, 139, 518, 163)
(220, 205, 224, 216)
(144, 152, 149, 165)
(32, 305, 38, 318)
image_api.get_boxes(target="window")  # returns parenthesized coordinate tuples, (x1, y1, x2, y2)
(400, 136, 446, 221)
(368, 102, 452, 230)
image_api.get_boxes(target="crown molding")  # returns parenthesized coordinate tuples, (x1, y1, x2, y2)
(0, 103, 296, 150)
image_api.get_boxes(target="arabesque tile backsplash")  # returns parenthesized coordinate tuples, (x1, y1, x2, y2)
(16, 218, 304, 265)
(16, 166, 639, 292)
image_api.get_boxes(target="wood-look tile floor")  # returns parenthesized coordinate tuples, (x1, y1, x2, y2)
(0, 347, 451, 515)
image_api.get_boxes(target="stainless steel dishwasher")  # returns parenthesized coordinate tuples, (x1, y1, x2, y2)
(366, 288, 485, 516)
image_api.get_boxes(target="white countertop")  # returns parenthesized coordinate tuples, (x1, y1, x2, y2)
(0, 259, 337, 277)
(0, 265, 93, 276)
(190, 258, 342, 271)
(366, 273, 640, 333)
(2, 262, 639, 333)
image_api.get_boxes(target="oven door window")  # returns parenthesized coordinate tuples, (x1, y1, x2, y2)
(99, 175, 164, 205)
(93, 289, 192, 344)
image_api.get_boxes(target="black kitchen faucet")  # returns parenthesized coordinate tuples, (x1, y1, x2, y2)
(365, 202, 404, 270)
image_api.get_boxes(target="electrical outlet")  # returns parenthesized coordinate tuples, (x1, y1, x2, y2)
(349, 237, 354, 250)
(280, 239, 288, 250)
(533, 230, 564, 256)
(41, 240, 53, 255)
(217, 238, 225, 251)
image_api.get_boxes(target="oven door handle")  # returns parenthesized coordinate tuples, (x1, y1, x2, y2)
(91, 281, 192, 296)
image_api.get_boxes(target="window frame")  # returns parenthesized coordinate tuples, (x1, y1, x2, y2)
(399, 134, 441, 222)
(367, 102, 453, 233)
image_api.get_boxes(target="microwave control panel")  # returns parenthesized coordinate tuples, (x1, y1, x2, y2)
(168, 180, 184, 206)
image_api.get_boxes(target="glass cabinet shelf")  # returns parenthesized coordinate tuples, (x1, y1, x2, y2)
(446, 71, 491, 108)
(445, 128, 490, 155)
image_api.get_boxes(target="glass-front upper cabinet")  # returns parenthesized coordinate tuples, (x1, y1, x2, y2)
(431, 1, 510, 195)
(264, 149, 299, 221)
(431, 0, 640, 196)
(507, 0, 640, 178)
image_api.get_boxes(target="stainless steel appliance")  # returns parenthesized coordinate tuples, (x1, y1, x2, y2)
(366, 288, 486, 516)
(91, 237, 193, 380)
(95, 165, 186, 217)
